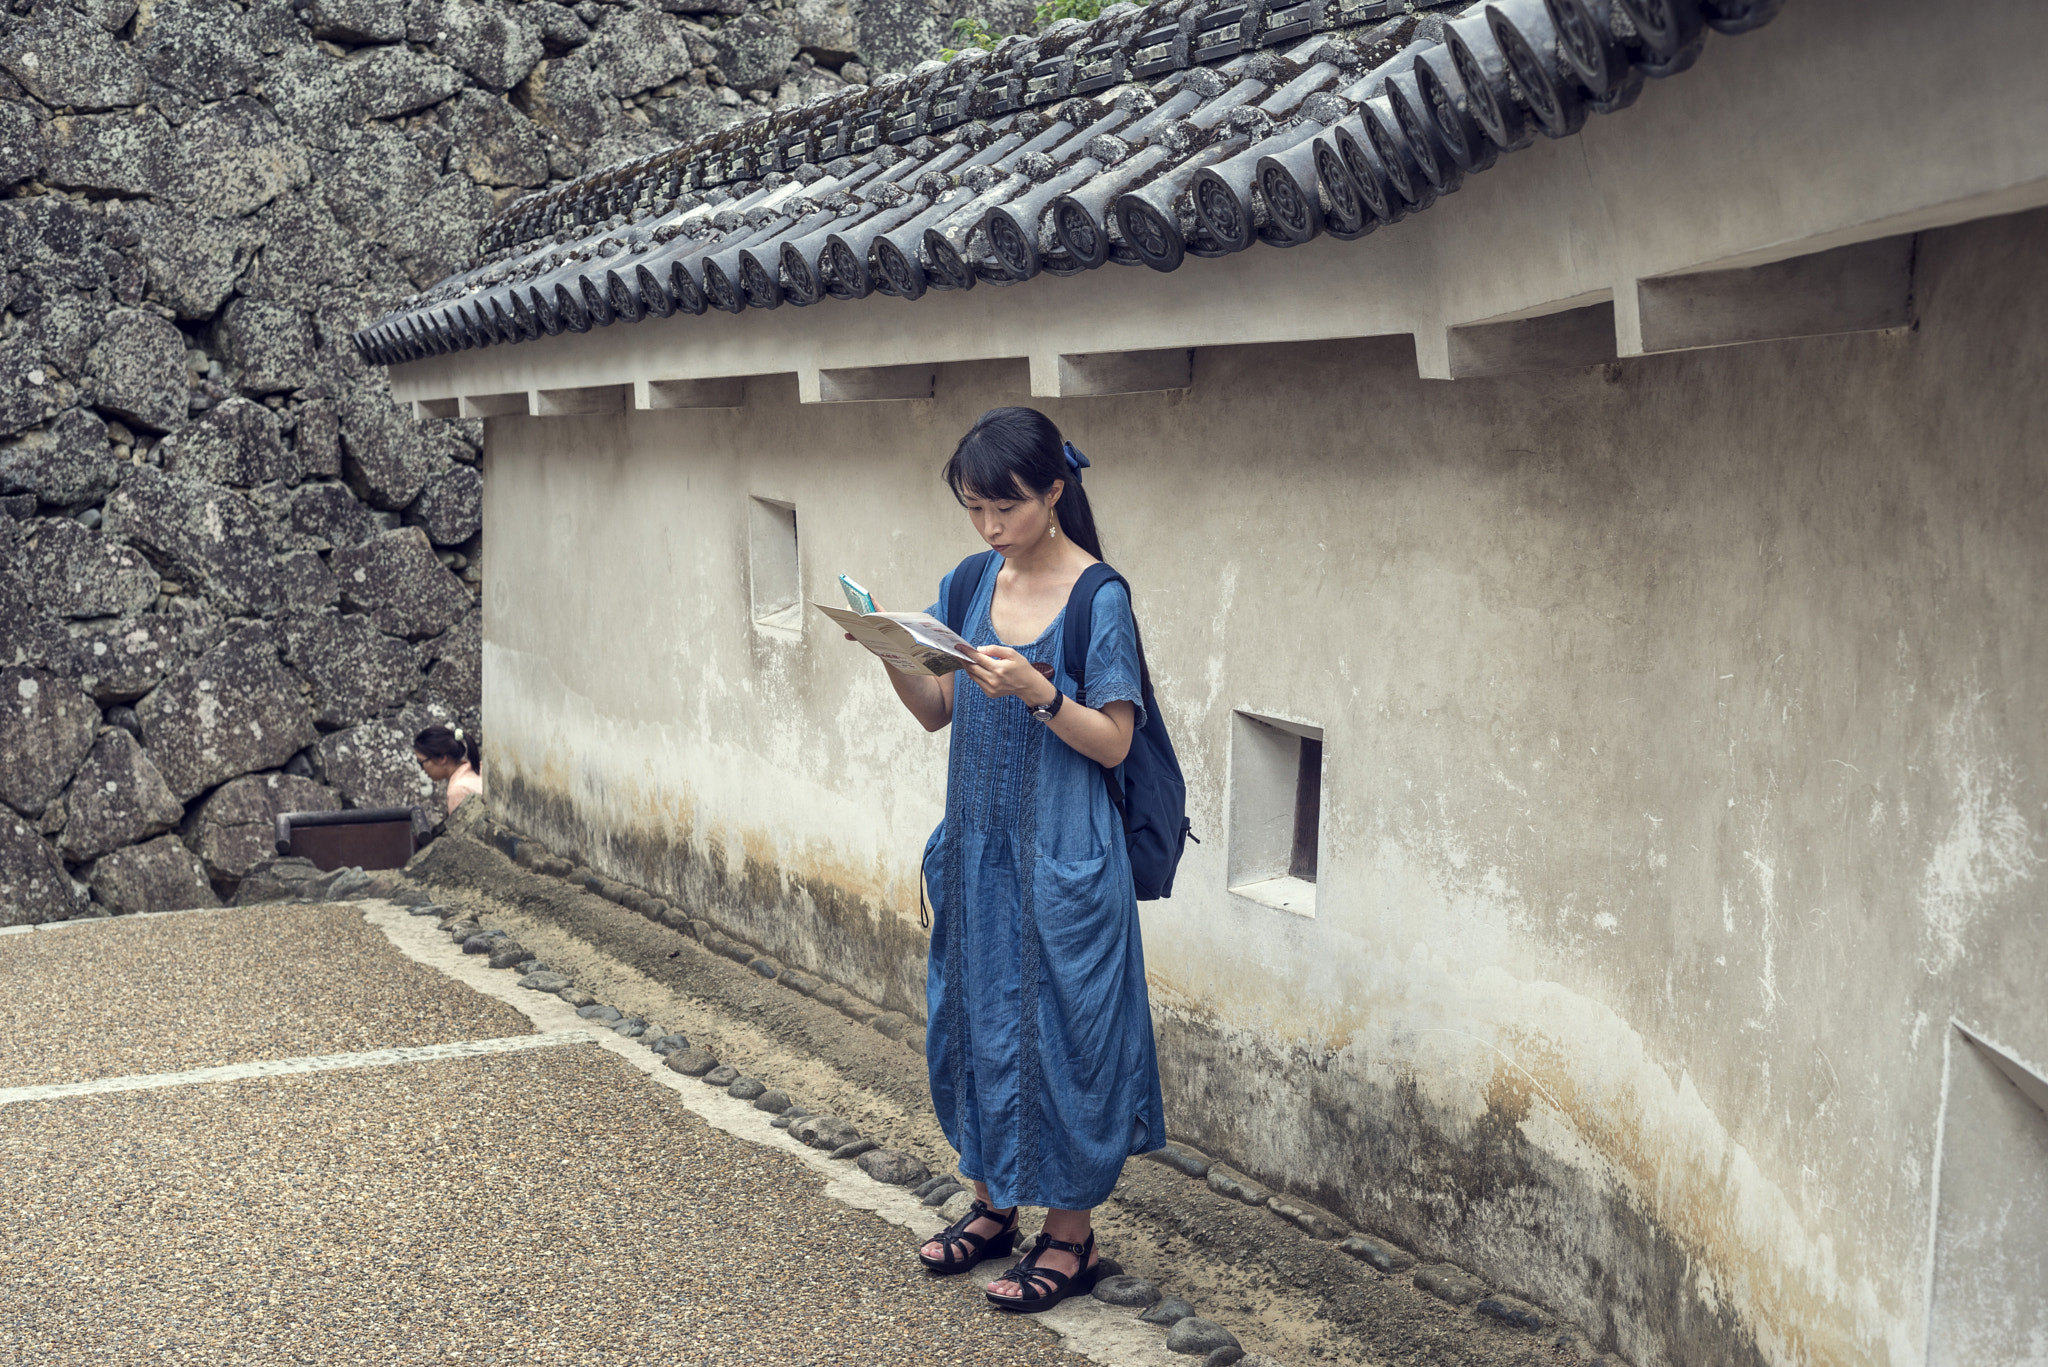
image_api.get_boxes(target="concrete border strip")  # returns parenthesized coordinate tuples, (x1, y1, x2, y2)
(361, 901, 1189, 1367)
(1, 904, 256, 936)
(0, 1032, 587, 1106)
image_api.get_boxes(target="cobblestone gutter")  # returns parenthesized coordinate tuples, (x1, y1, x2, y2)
(384, 800, 1636, 1367)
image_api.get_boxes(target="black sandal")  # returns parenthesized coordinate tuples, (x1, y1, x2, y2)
(983, 1231, 1109, 1312)
(918, 1199, 1019, 1274)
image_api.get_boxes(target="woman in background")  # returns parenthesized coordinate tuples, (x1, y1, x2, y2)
(414, 725, 482, 814)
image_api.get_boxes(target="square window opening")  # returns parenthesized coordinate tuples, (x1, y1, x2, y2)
(748, 496, 801, 633)
(1228, 711, 1322, 917)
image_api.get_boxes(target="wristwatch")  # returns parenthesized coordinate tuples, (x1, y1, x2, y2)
(1028, 690, 1064, 722)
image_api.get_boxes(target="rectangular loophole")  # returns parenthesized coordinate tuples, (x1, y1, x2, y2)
(748, 496, 801, 635)
(412, 398, 460, 419)
(456, 392, 529, 418)
(1448, 300, 1618, 378)
(814, 365, 934, 403)
(1637, 234, 1916, 354)
(641, 377, 745, 409)
(1228, 711, 1321, 917)
(534, 384, 630, 416)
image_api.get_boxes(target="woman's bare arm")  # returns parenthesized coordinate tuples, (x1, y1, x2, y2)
(1041, 696, 1135, 768)
(883, 660, 955, 732)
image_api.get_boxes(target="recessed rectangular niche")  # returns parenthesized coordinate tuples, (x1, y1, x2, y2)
(747, 496, 801, 635)
(1925, 1024, 2048, 1367)
(1228, 710, 1322, 917)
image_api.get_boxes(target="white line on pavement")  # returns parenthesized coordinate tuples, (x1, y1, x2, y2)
(0, 1032, 588, 1106)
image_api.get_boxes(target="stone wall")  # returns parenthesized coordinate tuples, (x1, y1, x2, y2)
(0, 0, 995, 920)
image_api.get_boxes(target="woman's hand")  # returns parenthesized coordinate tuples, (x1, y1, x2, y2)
(961, 645, 1056, 705)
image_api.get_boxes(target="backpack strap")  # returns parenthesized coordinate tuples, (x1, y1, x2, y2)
(1061, 563, 1126, 708)
(1062, 563, 1136, 822)
(943, 550, 1001, 637)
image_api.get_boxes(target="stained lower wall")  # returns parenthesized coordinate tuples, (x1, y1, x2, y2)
(477, 207, 2048, 1367)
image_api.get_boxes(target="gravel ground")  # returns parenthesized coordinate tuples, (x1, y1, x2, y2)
(0, 905, 531, 1088)
(0, 1044, 1091, 1366)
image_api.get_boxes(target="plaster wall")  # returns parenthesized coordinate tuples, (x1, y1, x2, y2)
(478, 208, 2048, 1367)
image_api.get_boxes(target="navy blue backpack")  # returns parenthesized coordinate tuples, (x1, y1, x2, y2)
(944, 550, 1196, 900)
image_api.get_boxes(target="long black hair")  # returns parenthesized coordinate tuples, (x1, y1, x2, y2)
(415, 724, 480, 770)
(943, 407, 1104, 561)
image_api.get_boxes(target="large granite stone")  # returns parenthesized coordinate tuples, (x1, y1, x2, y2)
(264, 45, 360, 151)
(419, 0, 544, 92)
(186, 771, 340, 880)
(314, 720, 433, 810)
(0, 408, 121, 509)
(0, 816, 77, 926)
(304, 0, 408, 43)
(317, 123, 437, 244)
(0, 666, 100, 818)
(0, 337, 61, 442)
(388, 173, 497, 288)
(528, 2, 590, 49)
(586, 8, 700, 96)
(279, 611, 419, 728)
(436, 90, 548, 188)
(289, 479, 378, 548)
(330, 528, 473, 640)
(90, 309, 188, 433)
(411, 465, 482, 547)
(127, 203, 263, 321)
(854, 0, 947, 80)
(20, 519, 159, 620)
(292, 399, 343, 480)
(158, 398, 296, 488)
(135, 624, 318, 800)
(250, 191, 375, 308)
(60, 615, 183, 702)
(58, 728, 185, 862)
(337, 384, 441, 510)
(166, 97, 310, 219)
(90, 834, 221, 914)
(78, 0, 142, 32)
(511, 56, 613, 147)
(0, 7, 150, 109)
(0, 197, 105, 292)
(42, 110, 173, 198)
(710, 14, 798, 93)
(790, 0, 858, 65)
(344, 45, 467, 121)
(641, 84, 742, 145)
(0, 100, 45, 193)
(278, 549, 339, 612)
(19, 294, 106, 383)
(103, 467, 283, 617)
(215, 298, 316, 395)
(422, 607, 481, 715)
(133, 0, 262, 102)
(0, 520, 43, 668)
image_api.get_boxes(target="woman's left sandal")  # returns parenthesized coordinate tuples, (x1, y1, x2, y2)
(982, 1231, 1109, 1312)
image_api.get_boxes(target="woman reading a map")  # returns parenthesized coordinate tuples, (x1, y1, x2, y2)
(850, 406, 1166, 1312)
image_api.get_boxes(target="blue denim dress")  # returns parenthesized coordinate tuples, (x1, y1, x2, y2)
(923, 556, 1168, 1211)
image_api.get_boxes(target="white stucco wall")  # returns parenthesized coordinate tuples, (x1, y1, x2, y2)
(472, 207, 2048, 1367)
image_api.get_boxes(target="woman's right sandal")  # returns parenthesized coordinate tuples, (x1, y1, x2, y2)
(918, 1200, 1019, 1274)
(983, 1231, 1107, 1312)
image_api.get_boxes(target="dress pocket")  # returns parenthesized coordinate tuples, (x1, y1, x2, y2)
(1031, 852, 1127, 1081)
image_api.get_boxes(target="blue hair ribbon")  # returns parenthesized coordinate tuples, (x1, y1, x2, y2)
(1063, 441, 1091, 476)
